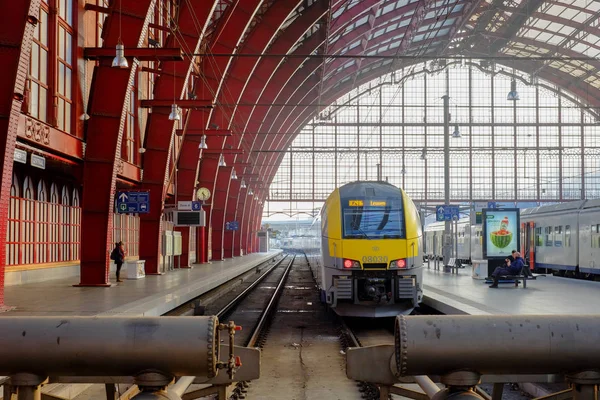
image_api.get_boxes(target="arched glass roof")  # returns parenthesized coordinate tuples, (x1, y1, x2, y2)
(266, 60, 600, 217)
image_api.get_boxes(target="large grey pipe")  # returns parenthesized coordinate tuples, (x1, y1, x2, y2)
(0, 317, 219, 378)
(394, 315, 600, 376)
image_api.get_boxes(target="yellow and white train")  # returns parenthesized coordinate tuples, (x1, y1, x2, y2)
(304, 181, 424, 317)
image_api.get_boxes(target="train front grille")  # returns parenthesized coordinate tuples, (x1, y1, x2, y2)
(363, 263, 387, 269)
(334, 277, 353, 300)
(397, 276, 416, 299)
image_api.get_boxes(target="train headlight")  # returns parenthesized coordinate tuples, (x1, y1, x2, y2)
(344, 259, 361, 269)
(390, 259, 407, 269)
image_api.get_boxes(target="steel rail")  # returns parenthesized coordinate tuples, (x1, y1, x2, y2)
(216, 255, 289, 320)
(246, 254, 295, 347)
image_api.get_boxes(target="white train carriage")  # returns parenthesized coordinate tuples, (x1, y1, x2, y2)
(424, 218, 471, 263)
(520, 202, 581, 274)
(520, 199, 600, 277)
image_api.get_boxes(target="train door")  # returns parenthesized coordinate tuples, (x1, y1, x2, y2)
(521, 222, 535, 270)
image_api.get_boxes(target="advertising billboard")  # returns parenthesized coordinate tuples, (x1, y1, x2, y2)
(482, 208, 520, 259)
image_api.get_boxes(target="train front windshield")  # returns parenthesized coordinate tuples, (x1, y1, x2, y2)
(342, 199, 405, 239)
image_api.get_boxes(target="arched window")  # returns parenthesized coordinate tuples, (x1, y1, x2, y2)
(61, 185, 71, 261)
(71, 188, 81, 259)
(7, 174, 21, 265)
(36, 180, 48, 263)
(21, 177, 35, 264)
(48, 183, 60, 262)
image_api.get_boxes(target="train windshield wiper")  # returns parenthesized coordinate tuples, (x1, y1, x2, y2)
(351, 225, 370, 239)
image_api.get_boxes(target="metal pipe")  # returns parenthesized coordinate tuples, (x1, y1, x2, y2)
(171, 376, 195, 397)
(414, 376, 440, 398)
(0, 317, 219, 378)
(16, 386, 40, 400)
(394, 315, 600, 376)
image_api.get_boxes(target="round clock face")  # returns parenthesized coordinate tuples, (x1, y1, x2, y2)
(197, 187, 211, 201)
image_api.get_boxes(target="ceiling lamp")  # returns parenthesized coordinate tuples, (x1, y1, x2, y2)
(420, 149, 426, 160)
(112, 1, 128, 68)
(248, 188, 254, 196)
(240, 179, 247, 189)
(198, 134, 208, 150)
(112, 43, 128, 68)
(168, 104, 180, 121)
(452, 124, 461, 138)
(401, 167, 406, 175)
(218, 154, 227, 167)
(231, 169, 238, 180)
(507, 79, 519, 101)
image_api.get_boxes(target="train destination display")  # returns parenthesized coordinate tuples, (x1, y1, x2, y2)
(482, 208, 520, 259)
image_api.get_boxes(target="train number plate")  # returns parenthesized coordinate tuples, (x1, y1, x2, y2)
(361, 255, 388, 263)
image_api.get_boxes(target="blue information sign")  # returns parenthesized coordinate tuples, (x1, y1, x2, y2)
(436, 205, 460, 222)
(487, 201, 497, 209)
(191, 201, 202, 211)
(225, 221, 239, 231)
(116, 191, 150, 214)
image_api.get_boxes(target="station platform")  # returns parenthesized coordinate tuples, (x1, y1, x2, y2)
(422, 267, 600, 316)
(2, 251, 281, 317)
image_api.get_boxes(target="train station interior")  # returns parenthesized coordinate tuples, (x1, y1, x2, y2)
(1, 0, 600, 399)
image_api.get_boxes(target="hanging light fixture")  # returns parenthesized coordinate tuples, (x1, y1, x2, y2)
(198, 134, 208, 149)
(218, 154, 227, 167)
(452, 124, 461, 138)
(168, 104, 180, 121)
(420, 148, 427, 160)
(401, 166, 407, 175)
(231, 169, 238, 180)
(248, 188, 254, 196)
(240, 179, 247, 189)
(507, 79, 519, 101)
(112, 1, 128, 68)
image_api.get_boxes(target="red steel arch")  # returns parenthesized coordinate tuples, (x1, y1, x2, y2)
(0, 0, 41, 306)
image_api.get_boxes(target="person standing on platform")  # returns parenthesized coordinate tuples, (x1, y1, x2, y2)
(489, 251, 525, 288)
(111, 241, 125, 283)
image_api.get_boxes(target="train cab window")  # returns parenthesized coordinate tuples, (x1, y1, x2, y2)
(342, 199, 405, 239)
(554, 226, 562, 247)
(545, 227, 553, 247)
(565, 225, 571, 248)
(535, 227, 543, 247)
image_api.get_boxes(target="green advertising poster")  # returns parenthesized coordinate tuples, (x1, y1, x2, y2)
(482, 208, 520, 259)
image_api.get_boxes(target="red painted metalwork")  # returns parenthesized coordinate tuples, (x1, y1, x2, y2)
(175, 129, 232, 137)
(78, 0, 153, 286)
(83, 47, 183, 61)
(138, 1, 215, 274)
(210, 166, 232, 260)
(140, 99, 213, 108)
(223, 177, 241, 258)
(185, 0, 265, 260)
(16, 114, 84, 159)
(0, 0, 41, 306)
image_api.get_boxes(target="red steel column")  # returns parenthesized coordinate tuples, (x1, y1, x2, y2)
(78, 1, 153, 286)
(0, 0, 40, 307)
(210, 166, 232, 261)
(138, 1, 214, 274)
(223, 178, 241, 258)
(234, 184, 248, 256)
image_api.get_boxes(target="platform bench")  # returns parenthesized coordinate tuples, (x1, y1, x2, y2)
(485, 267, 542, 288)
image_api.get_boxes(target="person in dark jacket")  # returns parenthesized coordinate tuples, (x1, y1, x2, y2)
(489, 251, 525, 288)
(111, 241, 125, 282)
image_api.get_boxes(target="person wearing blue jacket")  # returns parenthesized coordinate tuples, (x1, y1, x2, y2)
(489, 252, 525, 288)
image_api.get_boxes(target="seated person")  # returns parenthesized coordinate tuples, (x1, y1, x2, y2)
(489, 252, 525, 288)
